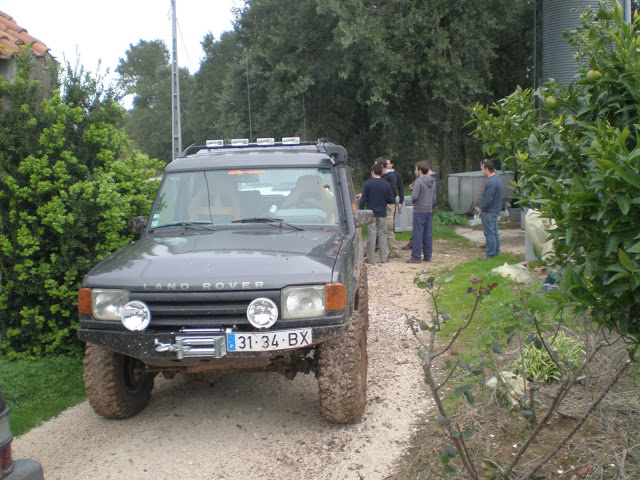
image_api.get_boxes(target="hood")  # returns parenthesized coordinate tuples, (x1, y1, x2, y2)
(83, 228, 343, 291)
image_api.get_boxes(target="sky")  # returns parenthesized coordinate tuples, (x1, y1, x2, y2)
(3, 0, 239, 76)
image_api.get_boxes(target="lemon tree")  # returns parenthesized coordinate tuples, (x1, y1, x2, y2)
(468, 1, 640, 342)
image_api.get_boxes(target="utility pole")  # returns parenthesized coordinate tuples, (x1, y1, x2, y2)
(171, 0, 182, 160)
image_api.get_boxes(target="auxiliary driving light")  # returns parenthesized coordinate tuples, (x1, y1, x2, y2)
(246, 298, 278, 329)
(121, 301, 151, 331)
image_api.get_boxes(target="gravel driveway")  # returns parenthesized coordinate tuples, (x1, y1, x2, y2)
(12, 246, 478, 480)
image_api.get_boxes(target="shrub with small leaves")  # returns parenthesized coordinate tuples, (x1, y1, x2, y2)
(0, 56, 163, 357)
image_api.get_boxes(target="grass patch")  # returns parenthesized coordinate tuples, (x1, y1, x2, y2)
(0, 355, 85, 436)
(428, 253, 559, 355)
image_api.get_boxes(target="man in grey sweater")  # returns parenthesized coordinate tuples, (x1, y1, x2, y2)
(407, 160, 437, 263)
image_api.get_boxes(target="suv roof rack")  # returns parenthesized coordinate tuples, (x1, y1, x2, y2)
(179, 138, 350, 165)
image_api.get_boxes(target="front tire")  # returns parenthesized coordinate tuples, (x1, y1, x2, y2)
(317, 310, 368, 423)
(83, 343, 155, 419)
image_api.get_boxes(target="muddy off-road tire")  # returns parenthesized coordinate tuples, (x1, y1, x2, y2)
(83, 343, 155, 419)
(317, 310, 367, 423)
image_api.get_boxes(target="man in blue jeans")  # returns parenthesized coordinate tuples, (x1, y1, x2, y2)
(479, 159, 503, 259)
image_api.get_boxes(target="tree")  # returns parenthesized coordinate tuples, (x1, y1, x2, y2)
(0, 57, 163, 357)
(116, 40, 193, 163)
(469, 1, 640, 341)
(193, 0, 533, 183)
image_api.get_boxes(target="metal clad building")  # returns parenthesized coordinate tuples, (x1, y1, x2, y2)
(542, 0, 601, 87)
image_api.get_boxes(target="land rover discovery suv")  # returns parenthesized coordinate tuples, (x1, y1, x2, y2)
(78, 138, 372, 423)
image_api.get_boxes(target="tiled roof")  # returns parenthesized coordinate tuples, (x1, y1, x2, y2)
(0, 10, 49, 60)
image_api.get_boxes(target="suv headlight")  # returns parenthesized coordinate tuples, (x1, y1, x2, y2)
(282, 286, 326, 319)
(91, 289, 129, 320)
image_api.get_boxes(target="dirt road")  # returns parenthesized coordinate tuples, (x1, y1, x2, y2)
(13, 247, 476, 480)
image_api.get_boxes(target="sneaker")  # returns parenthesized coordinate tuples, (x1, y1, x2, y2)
(405, 259, 421, 264)
(423, 258, 431, 262)
(401, 244, 412, 250)
(478, 255, 492, 260)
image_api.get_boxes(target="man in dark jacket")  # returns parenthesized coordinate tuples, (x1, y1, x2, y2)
(479, 159, 503, 259)
(359, 163, 395, 264)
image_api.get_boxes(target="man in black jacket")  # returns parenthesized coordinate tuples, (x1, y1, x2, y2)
(359, 162, 396, 263)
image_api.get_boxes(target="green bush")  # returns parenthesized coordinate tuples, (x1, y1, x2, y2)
(0, 54, 163, 357)
(433, 209, 466, 227)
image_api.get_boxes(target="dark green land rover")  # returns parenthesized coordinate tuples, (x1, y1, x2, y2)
(77, 138, 372, 423)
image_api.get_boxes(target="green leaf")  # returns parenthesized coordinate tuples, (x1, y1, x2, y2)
(443, 445, 457, 457)
(617, 195, 631, 215)
(453, 384, 473, 396)
(443, 464, 457, 476)
(618, 249, 635, 271)
(462, 428, 473, 439)
(619, 170, 640, 189)
(464, 390, 476, 404)
(606, 272, 631, 285)
(528, 134, 542, 156)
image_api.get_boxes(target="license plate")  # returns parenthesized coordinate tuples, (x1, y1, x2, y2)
(227, 329, 312, 352)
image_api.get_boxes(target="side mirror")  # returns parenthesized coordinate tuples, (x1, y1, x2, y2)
(353, 210, 374, 228)
(127, 216, 147, 236)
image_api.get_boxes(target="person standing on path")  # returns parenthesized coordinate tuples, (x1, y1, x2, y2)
(359, 162, 395, 264)
(402, 167, 440, 251)
(407, 160, 436, 264)
(479, 159, 503, 259)
(376, 157, 403, 258)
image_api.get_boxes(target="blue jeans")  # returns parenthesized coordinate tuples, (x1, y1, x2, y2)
(481, 212, 500, 257)
(412, 212, 433, 261)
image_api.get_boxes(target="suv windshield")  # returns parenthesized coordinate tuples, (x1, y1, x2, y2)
(149, 168, 339, 229)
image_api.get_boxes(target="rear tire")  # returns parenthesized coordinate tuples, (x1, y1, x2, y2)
(83, 343, 154, 419)
(317, 310, 367, 423)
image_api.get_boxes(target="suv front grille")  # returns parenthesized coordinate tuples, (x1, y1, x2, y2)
(131, 290, 281, 329)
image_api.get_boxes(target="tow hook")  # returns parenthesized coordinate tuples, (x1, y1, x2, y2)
(154, 335, 227, 359)
(154, 338, 191, 360)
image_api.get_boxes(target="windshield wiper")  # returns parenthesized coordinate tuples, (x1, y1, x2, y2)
(152, 221, 216, 231)
(232, 217, 304, 231)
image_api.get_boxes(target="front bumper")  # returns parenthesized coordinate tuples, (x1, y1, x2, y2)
(78, 323, 348, 367)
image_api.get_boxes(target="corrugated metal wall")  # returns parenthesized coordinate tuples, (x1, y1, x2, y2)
(542, 0, 601, 87)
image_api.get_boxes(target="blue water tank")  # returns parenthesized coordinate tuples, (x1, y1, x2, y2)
(542, 0, 601, 86)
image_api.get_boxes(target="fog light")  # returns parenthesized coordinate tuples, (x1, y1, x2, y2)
(247, 298, 278, 329)
(121, 301, 151, 331)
